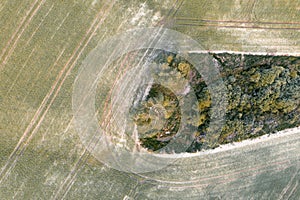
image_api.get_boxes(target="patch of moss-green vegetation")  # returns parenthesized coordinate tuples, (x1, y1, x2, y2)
(131, 83, 181, 151)
(130, 51, 300, 152)
(212, 54, 300, 147)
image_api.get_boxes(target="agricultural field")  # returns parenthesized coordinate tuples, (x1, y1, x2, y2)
(1, 0, 299, 199)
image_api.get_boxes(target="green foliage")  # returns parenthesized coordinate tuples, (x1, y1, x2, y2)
(132, 51, 300, 152)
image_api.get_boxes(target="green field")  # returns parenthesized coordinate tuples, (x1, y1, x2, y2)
(1, 0, 299, 199)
